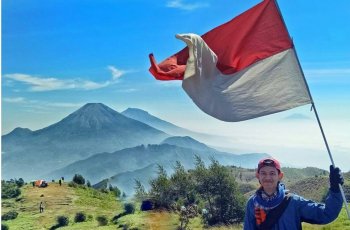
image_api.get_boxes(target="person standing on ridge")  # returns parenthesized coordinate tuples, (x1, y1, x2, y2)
(39, 201, 45, 213)
(244, 158, 344, 229)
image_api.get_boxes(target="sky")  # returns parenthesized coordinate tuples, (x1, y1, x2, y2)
(2, 0, 350, 170)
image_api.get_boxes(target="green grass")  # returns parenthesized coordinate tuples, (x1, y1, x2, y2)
(1, 183, 124, 230)
(2, 177, 350, 230)
(303, 207, 350, 230)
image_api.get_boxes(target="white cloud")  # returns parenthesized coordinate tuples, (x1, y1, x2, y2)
(3, 97, 26, 103)
(2, 96, 82, 108)
(166, 0, 209, 11)
(108, 66, 125, 80)
(3, 66, 128, 92)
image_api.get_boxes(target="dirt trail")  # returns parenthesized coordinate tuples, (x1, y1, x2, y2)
(147, 211, 177, 230)
(22, 182, 75, 214)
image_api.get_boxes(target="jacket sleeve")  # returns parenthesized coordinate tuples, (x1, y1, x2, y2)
(244, 198, 257, 230)
(297, 190, 343, 224)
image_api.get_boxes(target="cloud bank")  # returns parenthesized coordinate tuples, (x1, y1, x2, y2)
(3, 66, 126, 92)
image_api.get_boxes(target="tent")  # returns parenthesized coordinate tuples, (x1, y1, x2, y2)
(35, 180, 48, 187)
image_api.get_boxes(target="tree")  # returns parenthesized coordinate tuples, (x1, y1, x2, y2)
(201, 158, 245, 225)
(109, 184, 121, 197)
(134, 179, 147, 201)
(170, 161, 195, 205)
(72, 174, 85, 185)
(1, 180, 21, 199)
(149, 164, 172, 209)
(15, 178, 25, 187)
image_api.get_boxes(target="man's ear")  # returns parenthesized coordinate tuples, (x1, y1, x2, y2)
(278, 172, 284, 181)
(256, 172, 262, 184)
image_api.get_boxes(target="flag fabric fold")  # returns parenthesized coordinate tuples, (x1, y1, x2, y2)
(149, 0, 312, 122)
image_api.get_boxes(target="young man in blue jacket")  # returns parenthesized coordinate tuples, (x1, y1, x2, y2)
(244, 158, 344, 229)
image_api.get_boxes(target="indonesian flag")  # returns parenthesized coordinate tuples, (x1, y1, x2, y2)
(149, 0, 312, 122)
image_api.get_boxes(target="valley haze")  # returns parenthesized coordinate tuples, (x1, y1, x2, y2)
(2, 103, 271, 195)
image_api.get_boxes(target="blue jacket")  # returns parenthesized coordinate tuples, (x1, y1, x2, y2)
(243, 190, 343, 229)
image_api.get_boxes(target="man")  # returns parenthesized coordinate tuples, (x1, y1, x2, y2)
(244, 158, 344, 229)
(39, 201, 44, 213)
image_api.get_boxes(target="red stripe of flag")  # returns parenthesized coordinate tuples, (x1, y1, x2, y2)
(149, 0, 292, 80)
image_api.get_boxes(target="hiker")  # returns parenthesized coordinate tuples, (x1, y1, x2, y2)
(39, 201, 44, 213)
(243, 158, 344, 229)
(59, 179, 62, 186)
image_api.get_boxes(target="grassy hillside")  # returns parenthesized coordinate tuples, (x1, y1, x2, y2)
(1, 182, 123, 229)
(1, 181, 240, 229)
(2, 168, 350, 230)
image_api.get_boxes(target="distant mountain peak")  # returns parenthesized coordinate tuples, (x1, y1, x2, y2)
(162, 136, 211, 151)
(122, 108, 153, 120)
(124, 108, 149, 114)
(59, 103, 126, 129)
(6, 127, 32, 137)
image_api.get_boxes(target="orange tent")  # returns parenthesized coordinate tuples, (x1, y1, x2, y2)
(35, 180, 48, 187)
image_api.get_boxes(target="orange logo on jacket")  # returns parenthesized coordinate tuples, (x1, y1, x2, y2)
(255, 207, 267, 225)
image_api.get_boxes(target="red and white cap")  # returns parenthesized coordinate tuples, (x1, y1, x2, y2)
(257, 158, 281, 172)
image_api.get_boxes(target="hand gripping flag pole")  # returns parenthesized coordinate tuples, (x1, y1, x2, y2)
(149, 0, 349, 218)
(274, 0, 350, 219)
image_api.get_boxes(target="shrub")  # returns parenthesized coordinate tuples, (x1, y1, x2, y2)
(109, 184, 121, 197)
(87, 214, 93, 221)
(74, 212, 86, 223)
(96, 215, 108, 226)
(1, 224, 9, 230)
(2, 210, 18, 221)
(124, 203, 135, 214)
(72, 174, 85, 185)
(141, 199, 154, 211)
(1, 181, 21, 199)
(56, 215, 69, 227)
(15, 178, 25, 188)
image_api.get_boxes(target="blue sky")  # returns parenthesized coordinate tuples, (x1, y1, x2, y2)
(2, 0, 350, 170)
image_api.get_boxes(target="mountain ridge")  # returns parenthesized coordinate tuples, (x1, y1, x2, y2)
(2, 103, 169, 180)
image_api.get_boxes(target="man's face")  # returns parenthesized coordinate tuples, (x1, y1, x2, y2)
(256, 166, 283, 193)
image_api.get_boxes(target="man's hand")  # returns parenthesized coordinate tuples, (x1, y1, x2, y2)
(330, 165, 344, 193)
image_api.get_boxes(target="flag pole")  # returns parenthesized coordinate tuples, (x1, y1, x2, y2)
(274, 0, 350, 219)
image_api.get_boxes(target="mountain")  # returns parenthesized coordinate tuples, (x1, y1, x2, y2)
(121, 108, 230, 146)
(1, 103, 169, 180)
(44, 137, 270, 195)
(108, 164, 158, 195)
(121, 108, 196, 136)
(161, 136, 212, 151)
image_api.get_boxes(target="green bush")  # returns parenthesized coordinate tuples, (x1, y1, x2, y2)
(109, 184, 121, 197)
(72, 174, 85, 185)
(56, 215, 69, 227)
(15, 178, 25, 188)
(1, 210, 18, 221)
(74, 212, 86, 223)
(124, 203, 135, 214)
(1, 181, 21, 199)
(1, 223, 9, 230)
(96, 215, 108, 226)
